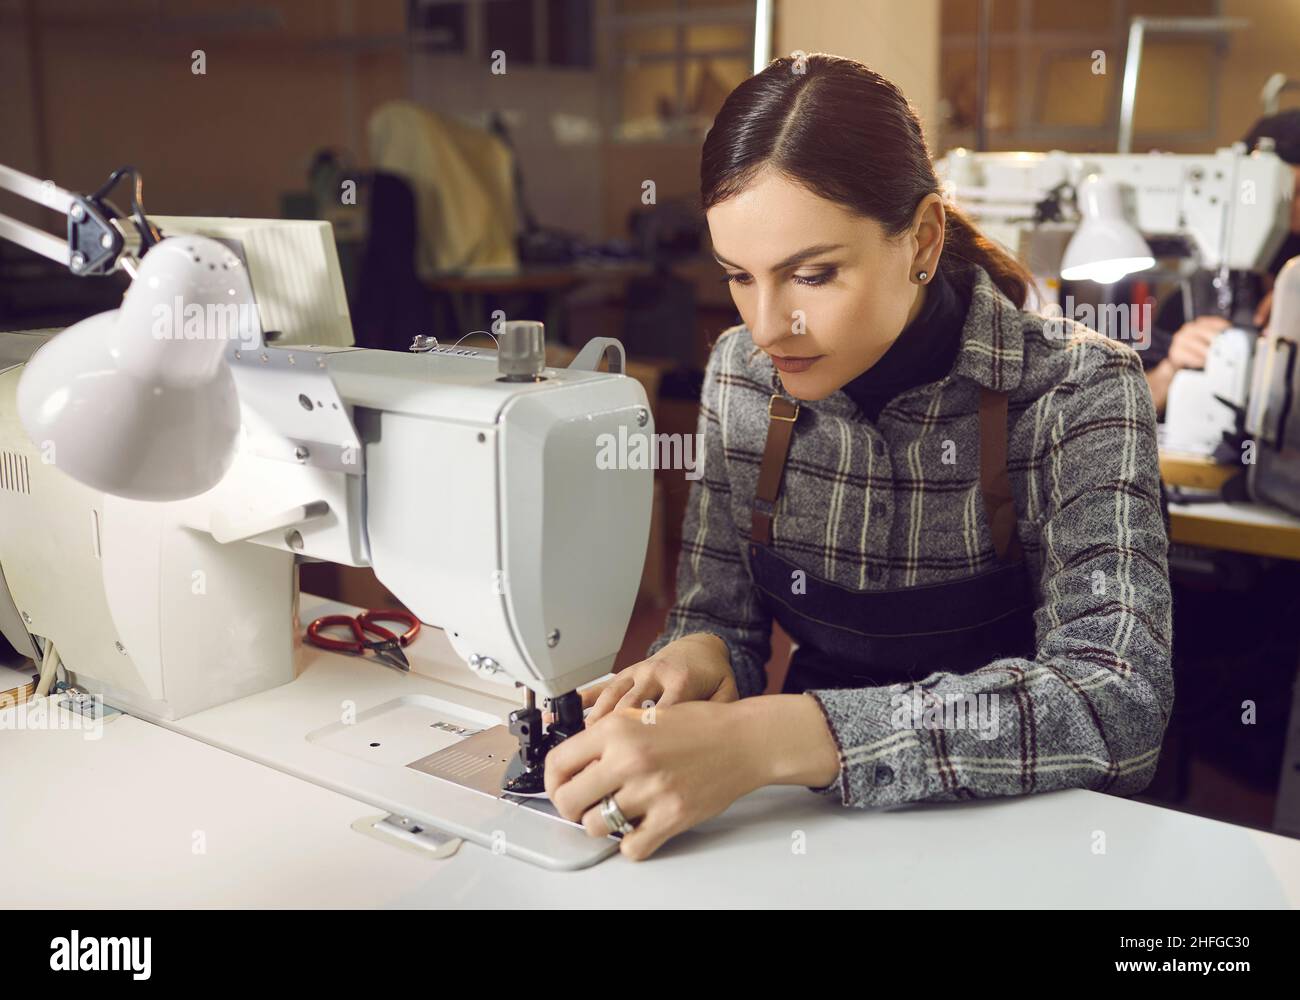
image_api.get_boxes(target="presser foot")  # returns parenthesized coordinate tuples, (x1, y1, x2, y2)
(502, 689, 585, 797)
(502, 754, 547, 796)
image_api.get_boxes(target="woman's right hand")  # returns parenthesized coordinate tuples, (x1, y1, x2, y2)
(581, 633, 739, 725)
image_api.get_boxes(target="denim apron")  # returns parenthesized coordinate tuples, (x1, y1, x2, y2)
(748, 390, 1037, 694)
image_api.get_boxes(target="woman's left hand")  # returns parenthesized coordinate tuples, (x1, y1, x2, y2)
(543, 701, 765, 861)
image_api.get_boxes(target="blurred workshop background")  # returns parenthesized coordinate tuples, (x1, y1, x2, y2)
(4, 0, 1300, 837)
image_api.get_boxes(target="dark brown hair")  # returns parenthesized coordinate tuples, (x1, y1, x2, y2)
(701, 53, 1032, 308)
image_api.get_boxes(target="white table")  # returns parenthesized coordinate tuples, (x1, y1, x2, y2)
(3, 688, 1300, 907)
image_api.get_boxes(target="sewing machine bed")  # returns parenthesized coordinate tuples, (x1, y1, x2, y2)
(134, 598, 618, 870)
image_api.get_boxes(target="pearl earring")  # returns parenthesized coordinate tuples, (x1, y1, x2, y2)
(916, 270, 928, 282)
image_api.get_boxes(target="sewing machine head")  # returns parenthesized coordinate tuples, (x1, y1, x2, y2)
(316, 330, 654, 701)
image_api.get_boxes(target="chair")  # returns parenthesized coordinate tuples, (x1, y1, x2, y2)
(353, 171, 448, 351)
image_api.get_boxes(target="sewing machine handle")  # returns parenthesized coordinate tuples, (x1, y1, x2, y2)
(567, 338, 626, 375)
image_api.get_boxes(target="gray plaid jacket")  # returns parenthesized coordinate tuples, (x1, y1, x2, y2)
(646, 265, 1173, 809)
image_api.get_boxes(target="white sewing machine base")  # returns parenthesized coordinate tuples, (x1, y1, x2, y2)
(130, 595, 618, 870)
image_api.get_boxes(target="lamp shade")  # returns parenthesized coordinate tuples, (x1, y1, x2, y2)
(1060, 175, 1155, 284)
(16, 236, 256, 501)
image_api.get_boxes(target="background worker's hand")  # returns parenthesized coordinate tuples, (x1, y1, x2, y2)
(1254, 288, 1274, 330)
(580, 633, 738, 725)
(1167, 315, 1230, 371)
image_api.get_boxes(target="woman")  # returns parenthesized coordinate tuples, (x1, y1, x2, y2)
(545, 54, 1173, 861)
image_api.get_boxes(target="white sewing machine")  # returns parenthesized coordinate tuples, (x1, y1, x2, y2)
(0, 165, 652, 869)
(936, 145, 1296, 458)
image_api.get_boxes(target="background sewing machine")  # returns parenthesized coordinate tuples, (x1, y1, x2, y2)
(0, 163, 653, 869)
(936, 145, 1297, 505)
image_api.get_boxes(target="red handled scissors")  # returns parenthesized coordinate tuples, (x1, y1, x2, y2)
(305, 608, 422, 672)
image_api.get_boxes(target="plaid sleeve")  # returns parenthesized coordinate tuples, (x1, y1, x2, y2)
(645, 329, 773, 697)
(806, 341, 1174, 808)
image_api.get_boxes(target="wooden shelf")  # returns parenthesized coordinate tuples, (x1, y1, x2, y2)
(1159, 450, 1239, 491)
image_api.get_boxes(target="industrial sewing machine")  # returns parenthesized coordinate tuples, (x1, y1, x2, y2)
(0, 163, 652, 868)
(936, 145, 1298, 492)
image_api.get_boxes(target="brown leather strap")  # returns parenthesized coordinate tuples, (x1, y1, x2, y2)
(978, 388, 1024, 564)
(751, 395, 800, 545)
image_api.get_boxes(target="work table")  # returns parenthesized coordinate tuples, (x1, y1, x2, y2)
(2, 672, 1298, 907)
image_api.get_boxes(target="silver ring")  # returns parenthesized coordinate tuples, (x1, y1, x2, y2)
(599, 795, 635, 836)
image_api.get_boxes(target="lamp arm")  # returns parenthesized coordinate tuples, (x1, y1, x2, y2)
(0, 161, 155, 277)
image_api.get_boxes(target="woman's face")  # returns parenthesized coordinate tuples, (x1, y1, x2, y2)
(706, 167, 943, 401)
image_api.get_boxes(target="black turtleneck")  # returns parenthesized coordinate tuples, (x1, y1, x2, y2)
(842, 265, 968, 422)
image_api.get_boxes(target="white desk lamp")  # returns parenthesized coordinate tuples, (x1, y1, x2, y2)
(0, 163, 248, 501)
(1060, 174, 1156, 284)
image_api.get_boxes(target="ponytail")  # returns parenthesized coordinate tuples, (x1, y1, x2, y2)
(940, 205, 1032, 308)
